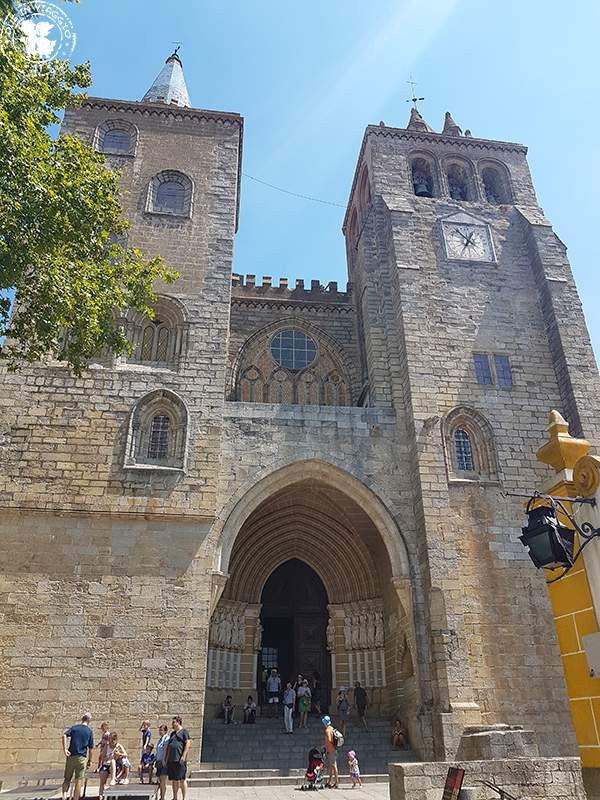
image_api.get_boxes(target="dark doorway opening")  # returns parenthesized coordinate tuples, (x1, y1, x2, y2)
(259, 559, 330, 710)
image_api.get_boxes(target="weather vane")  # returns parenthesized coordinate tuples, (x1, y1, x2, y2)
(406, 75, 425, 110)
(172, 42, 182, 55)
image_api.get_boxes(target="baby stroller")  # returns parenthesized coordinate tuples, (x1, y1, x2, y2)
(301, 746, 325, 790)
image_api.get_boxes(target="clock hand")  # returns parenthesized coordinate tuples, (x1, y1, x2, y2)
(453, 228, 469, 243)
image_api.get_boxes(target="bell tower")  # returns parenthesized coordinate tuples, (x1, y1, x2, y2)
(343, 107, 600, 757)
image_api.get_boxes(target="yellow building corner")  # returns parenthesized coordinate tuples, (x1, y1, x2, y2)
(536, 410, 600, 767)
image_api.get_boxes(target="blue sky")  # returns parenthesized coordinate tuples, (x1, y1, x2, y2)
(65, 0, 600, 359)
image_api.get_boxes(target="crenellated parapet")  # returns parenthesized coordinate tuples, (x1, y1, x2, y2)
(231, 273, 352, 307)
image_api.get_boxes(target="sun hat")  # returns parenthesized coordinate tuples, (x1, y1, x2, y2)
(321, 715, 331, 726)
(348, 750, 356, 759)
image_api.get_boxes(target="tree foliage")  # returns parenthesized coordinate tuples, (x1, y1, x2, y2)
(0, 1, 176, 373)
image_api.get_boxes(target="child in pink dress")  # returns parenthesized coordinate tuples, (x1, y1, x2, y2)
(348, 750, 362, 788)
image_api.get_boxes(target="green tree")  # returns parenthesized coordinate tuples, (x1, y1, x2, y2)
(0, 1, 176, 373)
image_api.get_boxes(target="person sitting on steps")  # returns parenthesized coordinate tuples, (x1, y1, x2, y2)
(243, 695, 256, 724)
(222, 695, 235, 724)
(392, 718, 408, 749)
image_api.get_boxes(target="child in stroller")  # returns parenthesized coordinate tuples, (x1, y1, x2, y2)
(302, 746, 326, 790)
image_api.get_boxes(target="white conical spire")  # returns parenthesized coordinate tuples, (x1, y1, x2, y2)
(142, 49, 191, 107)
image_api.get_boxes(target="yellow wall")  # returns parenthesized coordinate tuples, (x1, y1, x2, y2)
(536, 412, 600, 767)
(547, 526, 600, 766)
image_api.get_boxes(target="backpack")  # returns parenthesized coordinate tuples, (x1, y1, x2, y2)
(333, 728, 345, 749)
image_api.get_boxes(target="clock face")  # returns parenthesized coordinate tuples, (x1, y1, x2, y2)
(443, 222, 494, 262)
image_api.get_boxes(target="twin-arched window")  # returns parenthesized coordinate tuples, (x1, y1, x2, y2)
(124, 296, 187, 368)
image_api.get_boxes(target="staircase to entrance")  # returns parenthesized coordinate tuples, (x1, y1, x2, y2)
(197, 716, 416, 787)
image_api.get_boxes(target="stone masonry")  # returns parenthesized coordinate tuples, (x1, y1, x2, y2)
(0, 53, 599, 782)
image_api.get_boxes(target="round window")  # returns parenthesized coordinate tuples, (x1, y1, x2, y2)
(270, 330, 316, 371)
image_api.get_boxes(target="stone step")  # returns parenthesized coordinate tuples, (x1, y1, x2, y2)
(195, 768, 304, 777)
(200, 714, 411, 776)
(189, 773, 390, 788)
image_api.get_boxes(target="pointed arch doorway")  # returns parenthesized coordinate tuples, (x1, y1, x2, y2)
(260, 559, 331, 707)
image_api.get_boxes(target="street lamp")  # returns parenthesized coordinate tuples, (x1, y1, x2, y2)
(518, 493, 600, 579)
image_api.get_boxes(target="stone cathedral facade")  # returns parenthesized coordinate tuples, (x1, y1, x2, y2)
(0, 51, 599, 771)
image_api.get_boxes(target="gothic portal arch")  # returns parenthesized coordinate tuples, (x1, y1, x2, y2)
(213, 459, 410, 580)
(205, 460, 419, 730)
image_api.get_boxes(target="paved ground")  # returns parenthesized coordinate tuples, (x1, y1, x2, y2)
(187, 787, 389, 800)
(0, 787, 390, 800)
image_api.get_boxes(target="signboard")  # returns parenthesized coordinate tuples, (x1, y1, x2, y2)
(442, 767, 465, 800)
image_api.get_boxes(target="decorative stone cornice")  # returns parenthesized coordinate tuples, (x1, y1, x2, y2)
(81, 97, 243, 127)
(231, 297, 353, 314)
(366, 124, 527, 154)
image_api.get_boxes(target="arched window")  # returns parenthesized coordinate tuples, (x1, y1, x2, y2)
(453, 428, 474, 472)
(447, 162, 475, 201)
(125, 389, 188, 471)
(147, 170, 194, 217)
(156, 181, 185, 214)
(102, 129, 131, 154)
(94, 119, 138, 156)
(297, 370, 321, 405)
(239, 366, 264, 403)
(267, 368, 293, 404)
(148, 414, 170, 460)
(443, 407, 499, 483)
(126, 296, 187, 368)
(324, 371, 347, 406)
(411, 157, 434, 198)
(481, 165, 511, 204)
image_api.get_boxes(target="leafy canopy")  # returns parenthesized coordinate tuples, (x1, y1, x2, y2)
(0, 1, 176, 373)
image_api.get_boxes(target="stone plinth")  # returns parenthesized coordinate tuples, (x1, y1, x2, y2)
(456, 724, 539, 760)
(390, 758, 586, 800)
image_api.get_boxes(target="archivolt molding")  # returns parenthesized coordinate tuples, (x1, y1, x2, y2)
(224, 500, 381, 603)
(212, 459, 411, 583)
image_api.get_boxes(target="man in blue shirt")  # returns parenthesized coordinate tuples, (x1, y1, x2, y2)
(61, 713, 94, 800)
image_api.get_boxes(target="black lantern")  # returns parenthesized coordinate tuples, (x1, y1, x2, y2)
(519, 503, 575, 570)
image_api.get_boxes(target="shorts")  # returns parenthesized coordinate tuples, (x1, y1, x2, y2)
(117, 758, 131, 769)
(64, 755, 87, 782)
(156, 760, 168, 777)
(325, 751, 337, 769)
(167, 761, 187, 781)
(268, 692, 279, 703)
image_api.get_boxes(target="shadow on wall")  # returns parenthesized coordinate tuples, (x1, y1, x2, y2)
(0, 510, 212, 579)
